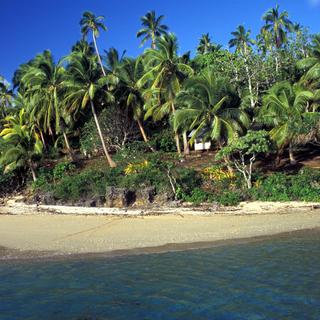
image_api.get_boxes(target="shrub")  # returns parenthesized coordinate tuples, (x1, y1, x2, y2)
(178, 187, 212, 204)
(115, 141, 151, 162)
(32, 167, 53, 192)
(53, 168, 120, 201)
(119, 160, 170, 193)
(250, 168, 320, 202)
(202, 165, 236, 181)
(53, 161, 76, 181)
(176, 168, 203, 196)
(212, 191, 242, 206)
(79, 107, 139, 157)
(0, 171, 16, 195)
(150, 129, 176, 152)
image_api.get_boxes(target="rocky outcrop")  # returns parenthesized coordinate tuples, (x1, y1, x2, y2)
(134, 187, 156, 207)
(105, 187, 135, 208)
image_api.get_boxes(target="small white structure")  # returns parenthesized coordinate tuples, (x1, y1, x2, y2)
(194, 139, 211, 151)
(188, 130, 211, 151)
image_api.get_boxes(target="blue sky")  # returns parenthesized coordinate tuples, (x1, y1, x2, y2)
(1, 0, 319, 82)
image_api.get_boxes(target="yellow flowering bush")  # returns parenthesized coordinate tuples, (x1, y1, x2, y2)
(202, 166, 235, 181)
(124, 160, 150, 175)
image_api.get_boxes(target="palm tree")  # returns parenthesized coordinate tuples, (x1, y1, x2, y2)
(63, 52, 116, 167)
(297, 35, 320, 87)
(229, 25, 255, 108)
(0, 108, 43, 181)
(71, 40, 95, 56)
(174, 69, 249, 148)
(80, 11, 107, 76)
(0, 77, 13, 118)
(139, 33, 193, 154)
(114, 57, 152, 148)
(256, 28, 273, 56)
(20, 51, 74, 158)
(137, 10, 168, 49)
(104, 47, 126, 74)
(262, 5, 293, 73)
(262, 5, 293, 49)
(259, 81, 314, 165)
(197, 33, 213, 55)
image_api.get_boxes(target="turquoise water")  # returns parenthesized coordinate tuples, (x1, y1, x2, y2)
(1, 232, 320, 320)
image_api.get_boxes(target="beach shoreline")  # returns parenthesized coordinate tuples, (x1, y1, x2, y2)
(1, 201, 320, 261)
(1, 227, 320, 263)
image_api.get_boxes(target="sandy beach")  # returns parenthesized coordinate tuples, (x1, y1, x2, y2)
(1, 201, 320, 259)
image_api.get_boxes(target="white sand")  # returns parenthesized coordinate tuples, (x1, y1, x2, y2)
(0, 203, 320, 255)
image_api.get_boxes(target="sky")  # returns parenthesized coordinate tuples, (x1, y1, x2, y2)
(1, 0, 320, 82)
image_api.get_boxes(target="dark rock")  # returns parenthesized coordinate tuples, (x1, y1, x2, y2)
(42, 192, 56, 205)
(84, 196, 105, 207)
(105, 187, 135, 208)
(153, 192, 174, 205)
(134, 187, 156, 207)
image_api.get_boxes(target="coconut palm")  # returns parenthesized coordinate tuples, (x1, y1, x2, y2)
(71, 40, 95, 56)
(0, 108, 43, 181)
(229, 25, 254, 55)
(297, 35, 320, 87)
(114, 57, 152, 147)
(174, 69, 250, 148)
(63, 52, 116, 167)
(259, 81, 314, 165)
(0, 77, 13, 118)
(80, 11, 107, 76)
(197, 33, 213, 55)
(262, 5, 293, 74)
(139, 33, 194, 154)
(137, 10, 168, 49)
(20, 51, 74, 158)
(104, 47, 126, 74)
(262, 5, 293, 49)
(229, 25, 255, 108)
(256, 28, 273, 55)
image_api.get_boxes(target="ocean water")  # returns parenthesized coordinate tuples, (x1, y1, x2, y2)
(0, 232, 320, 320)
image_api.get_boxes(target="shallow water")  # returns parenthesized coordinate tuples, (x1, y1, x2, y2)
(1, 232, 320, 320)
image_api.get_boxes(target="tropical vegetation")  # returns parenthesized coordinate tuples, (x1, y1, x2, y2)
(1, 6, 320, 206)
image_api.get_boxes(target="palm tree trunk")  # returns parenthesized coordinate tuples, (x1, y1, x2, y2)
(39, 131, 47, 150)
(171, 103, 181, 155)
(243, 51, 255, 109)
(29, 162, 37, 182)
(136, 118, 155, 152)
(62, 130, 75, 160)
(275, 148, 283, 168)
(289, 143, 297, 165)
(92, 33, 106, 76)
(275, 53, 280, 74)
(136, 118, 149, 142)
(90, 99, 116, 167)
(151, 32, 156, 49)
(183, 131, 190, 155)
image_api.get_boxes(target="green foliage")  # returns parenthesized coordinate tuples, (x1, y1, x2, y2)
(175, 168, 202, 196)
(0, 171, 16, 195)
(31, 167, 53, 192)
(178, 187, 242, 206)
(258, 81, 315, 148)
(53, 167, 124, 201)
(212, 191, 242, 206)
(53, 161, 76, 181)
(150, 129, 176, 152)
(250, 168, 320, 202)
(178, 187, 212, 204)
(79, 107, 139, 157)
(114, 141, 151, 162)
(217, 130, 272, 160)
(174, 68, 249, 145)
